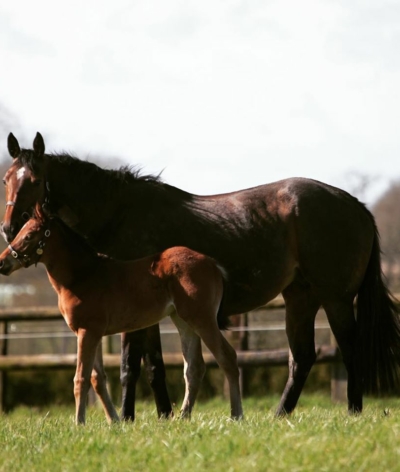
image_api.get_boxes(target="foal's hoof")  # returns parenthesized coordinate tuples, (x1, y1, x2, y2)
(179, 410, 191, 420)
(107, 416, 121, 425)
(274, 408, 290, 418)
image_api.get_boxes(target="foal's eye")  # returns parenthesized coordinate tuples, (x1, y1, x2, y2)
(2, 179, 5, 186)
(32, 179, 42, 187)
(24, 234, 32, 242)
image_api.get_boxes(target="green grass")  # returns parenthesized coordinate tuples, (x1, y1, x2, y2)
(1, 395, 400, 471)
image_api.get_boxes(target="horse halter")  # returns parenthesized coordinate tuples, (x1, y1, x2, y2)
(5, 200, 31, 223)
(8, 226, 51, 267)
(4, 181, 51, 223)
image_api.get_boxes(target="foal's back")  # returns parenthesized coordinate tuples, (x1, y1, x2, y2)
(75, 246, 225, 337)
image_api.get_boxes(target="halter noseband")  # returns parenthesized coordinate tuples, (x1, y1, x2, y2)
(5, 182, 50, 221)
(8, 227, 51, 266)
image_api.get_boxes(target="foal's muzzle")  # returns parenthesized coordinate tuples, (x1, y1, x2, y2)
(0, 257, 15, 276)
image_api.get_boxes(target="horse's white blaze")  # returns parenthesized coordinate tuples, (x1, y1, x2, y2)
(16, 167, 26, 180)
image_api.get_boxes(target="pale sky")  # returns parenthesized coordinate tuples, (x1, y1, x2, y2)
(1, 0, 400, 204)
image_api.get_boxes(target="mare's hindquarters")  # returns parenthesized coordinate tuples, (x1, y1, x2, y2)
(276, 181, 400, 415)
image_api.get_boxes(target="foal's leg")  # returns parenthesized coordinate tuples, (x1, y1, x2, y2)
(170, 314, 206, 419)
(193, 323, 243, 420)
(322, 300, 362, 414)
(74, 330, 102, 425)
(276, 282, 320, 416)
(91, 342, 120, 424)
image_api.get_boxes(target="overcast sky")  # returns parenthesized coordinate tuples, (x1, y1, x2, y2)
(1, 0, 399, 204)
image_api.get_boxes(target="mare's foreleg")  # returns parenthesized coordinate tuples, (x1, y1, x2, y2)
(276, 283, 320, 416)
(142, 324, 173, 418)
(120, 327, 172, 421)
(120, 330, 143, 421)
(91, 341, 120, 424)
(74, 330, 102, 425)
(171, 314, 206, 419)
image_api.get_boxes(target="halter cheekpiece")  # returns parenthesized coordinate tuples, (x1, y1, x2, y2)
(8, 228, 51, 266)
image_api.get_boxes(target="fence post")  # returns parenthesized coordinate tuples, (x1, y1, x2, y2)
(330, 332, 347, 403)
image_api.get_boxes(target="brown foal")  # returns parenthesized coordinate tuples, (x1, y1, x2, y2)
(0, 207, 243, 424)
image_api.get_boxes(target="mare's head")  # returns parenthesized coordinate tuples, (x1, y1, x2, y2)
(0, 205, 50, 276)
(1, 132, 47, 242)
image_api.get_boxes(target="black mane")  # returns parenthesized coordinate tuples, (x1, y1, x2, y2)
(18, 149, 163, 186)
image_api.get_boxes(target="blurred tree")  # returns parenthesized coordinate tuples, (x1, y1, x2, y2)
(372, 181, 400, 291)
(342, 170, 380, 203)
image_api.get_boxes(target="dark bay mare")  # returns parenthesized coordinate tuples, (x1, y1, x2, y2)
(2, 132, 400, 417)
(0, 205, 242, 424)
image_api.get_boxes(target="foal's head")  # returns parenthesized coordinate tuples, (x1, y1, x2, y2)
(1, 133, 47, 242)
(0, 207, 50, 276)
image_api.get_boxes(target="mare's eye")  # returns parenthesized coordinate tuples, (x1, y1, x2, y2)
(32, 179, 42, 187)
(24, 233, 32, 242)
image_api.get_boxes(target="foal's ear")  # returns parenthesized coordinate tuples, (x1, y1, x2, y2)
(33, 132, 45, 157)
(7, 133, 20, 159)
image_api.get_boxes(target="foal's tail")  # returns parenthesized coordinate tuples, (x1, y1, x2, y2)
(357, 221, 400, 394)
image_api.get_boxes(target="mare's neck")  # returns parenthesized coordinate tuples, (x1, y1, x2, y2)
(46, 155, 119, 238)
(44, 153, 226, 258)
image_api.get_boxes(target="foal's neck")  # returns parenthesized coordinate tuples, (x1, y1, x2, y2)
(40, 220, 100, 291)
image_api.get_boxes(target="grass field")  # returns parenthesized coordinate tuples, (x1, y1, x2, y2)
(1, 394, 400, 472)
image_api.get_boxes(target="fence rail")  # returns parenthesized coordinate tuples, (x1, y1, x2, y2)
(0, 300, 347, 411)
(0, 346, 341, 371)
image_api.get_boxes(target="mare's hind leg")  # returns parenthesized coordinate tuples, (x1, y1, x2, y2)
(91, 342, 120, 424)
(171, 314, 206, 419)
(120, 326, 172, 421)
(276, 282, 321, 416)
(322, 300, 362, 414)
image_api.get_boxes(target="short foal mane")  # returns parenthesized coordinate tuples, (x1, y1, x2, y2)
(50, 214, 104, 258)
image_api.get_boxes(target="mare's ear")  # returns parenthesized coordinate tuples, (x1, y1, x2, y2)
(7, 133, 20, 159)
(33, 132, 45, 157)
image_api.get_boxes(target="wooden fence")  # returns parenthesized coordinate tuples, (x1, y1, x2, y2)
(0, 300, 346, 411)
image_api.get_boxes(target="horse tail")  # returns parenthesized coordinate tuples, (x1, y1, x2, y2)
(216, 263, 230, 330)
(357, 219, 400, 394)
